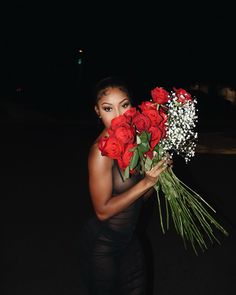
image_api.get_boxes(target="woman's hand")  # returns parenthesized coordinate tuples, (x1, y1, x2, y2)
(144, 156, 173, 187)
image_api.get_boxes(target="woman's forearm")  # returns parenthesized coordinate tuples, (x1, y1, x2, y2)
(96, 178, 152, 220)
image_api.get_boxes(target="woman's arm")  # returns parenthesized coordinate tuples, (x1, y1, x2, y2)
(88, 144, 169, 221)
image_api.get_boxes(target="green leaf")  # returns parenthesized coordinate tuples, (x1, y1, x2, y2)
(129, 148, 139, 170)
(140, 131, 151, 143)
(123, 166, 130, 180)
(138, 142, 150, 154)
(144, 156, 152, 171)
(136, 135, 141, 144)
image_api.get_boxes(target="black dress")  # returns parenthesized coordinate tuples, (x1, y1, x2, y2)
(78, 160, 147, 295)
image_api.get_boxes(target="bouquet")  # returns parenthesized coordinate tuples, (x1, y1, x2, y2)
(98, 86, 228, 254)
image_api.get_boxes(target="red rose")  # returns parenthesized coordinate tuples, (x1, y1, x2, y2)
(124, 107, 137, 122)
(142, 109, 163, 127)
(113, 123, 135, 144)
(139, 101, 157, 111)
(145, 150, 154, 159)
(173, 87, 192, 104)
(148, 126, 162, 150)
(98, 135, 124, 159)
(151, 87, 169, 104)
(159, 108, 168, 138)
(118, 143, 136, 170)
(132, 112, 151, 132)
(111, 115, 129, 129)
(129, 168, 137, 175)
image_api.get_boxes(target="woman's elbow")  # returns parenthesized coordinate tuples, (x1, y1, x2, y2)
(93, 199, 112, 221)
(95, 210, 110, 221)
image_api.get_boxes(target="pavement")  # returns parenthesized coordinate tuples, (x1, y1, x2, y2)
(1, 117, 236, 295)
(196, 131, 236, 155)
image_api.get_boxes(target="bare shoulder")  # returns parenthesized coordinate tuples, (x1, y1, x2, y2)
(88, 142, 101, 163)
(88, 141, 112, 172)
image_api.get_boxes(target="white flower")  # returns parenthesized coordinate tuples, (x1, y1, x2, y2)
(160, 91, 198, 163)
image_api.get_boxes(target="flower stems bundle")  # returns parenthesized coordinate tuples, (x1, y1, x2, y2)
(146, 153, 228, 254)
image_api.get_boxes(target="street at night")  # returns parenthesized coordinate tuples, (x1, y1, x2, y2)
(1, 113, 236, 294)
(2, 2, 236, 294)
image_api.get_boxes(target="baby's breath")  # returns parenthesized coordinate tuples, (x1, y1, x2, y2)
(160, 91, 198, 163)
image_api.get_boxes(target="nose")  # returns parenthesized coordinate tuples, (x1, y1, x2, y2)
(114, 108, 122, 117)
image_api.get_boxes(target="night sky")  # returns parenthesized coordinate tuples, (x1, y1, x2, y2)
(2, 2, 235, 119)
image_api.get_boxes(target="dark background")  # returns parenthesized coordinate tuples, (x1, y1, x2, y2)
(1, 2, 236, 295)
(1, 2, 236, 120)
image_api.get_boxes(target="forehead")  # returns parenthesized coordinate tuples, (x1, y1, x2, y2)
(98, 87, 129, 103)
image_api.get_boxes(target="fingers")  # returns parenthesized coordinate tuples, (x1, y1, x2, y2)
(166, 157, 173, 168)
(153, 156, 172, 169)
(158, 160, 169, 172)
(144, 154, 174, 187)
(153, 158, 166, 169)
(158, 165, 168, 174)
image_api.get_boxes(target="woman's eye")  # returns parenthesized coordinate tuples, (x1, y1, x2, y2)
(122, 102, 130, 108)
(104, 107, 112, 112)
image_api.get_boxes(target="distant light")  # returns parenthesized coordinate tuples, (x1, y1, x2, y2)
(77, 49, 84, 65)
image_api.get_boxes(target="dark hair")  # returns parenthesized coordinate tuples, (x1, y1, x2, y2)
(93, 76, 133, 105)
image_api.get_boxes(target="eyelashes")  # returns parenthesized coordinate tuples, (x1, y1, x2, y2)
(103, 102, 131, 112)
(122, 102, 130, 108)
(103, 107, 112, 112)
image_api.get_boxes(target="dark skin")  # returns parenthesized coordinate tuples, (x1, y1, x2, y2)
(89, 86, 173, 221)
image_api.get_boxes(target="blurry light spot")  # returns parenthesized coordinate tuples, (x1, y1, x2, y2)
(77, 49, 84, 65)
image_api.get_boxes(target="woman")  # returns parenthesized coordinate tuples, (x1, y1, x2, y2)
(78, 76, 172, 295)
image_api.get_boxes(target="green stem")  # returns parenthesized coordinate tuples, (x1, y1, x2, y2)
(155, 186, 165, 234)
(156, 168, 228, 254)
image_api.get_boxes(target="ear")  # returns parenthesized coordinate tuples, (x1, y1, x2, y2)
(94, 105, 100, 117)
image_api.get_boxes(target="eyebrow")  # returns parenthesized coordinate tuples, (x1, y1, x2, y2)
(101, 98, 129, 106)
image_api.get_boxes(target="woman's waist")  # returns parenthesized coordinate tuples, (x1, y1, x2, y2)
(82, 216, 135, 237)
(81, 216, 140, 252)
